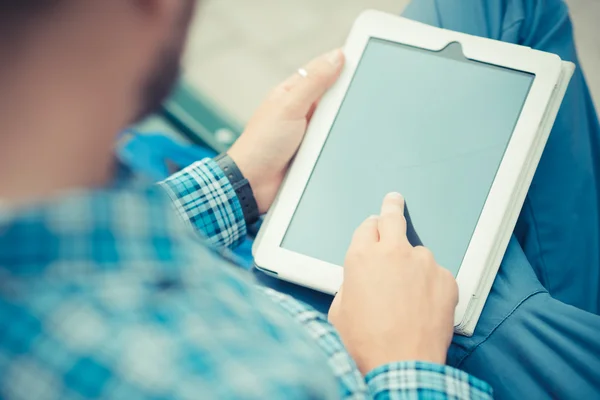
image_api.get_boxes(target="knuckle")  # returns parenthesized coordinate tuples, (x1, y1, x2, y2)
(347, 242, 369, 259)
(439, 266, 454, 280)
(378, 214, 390, 226)
(447, 281, 459, 304)
(351, 230, 366, 245)
(379, 241, 397, 255)
(450, 281, 459, 300)
(268, 84, 288, 100)
(439, 268, 458, 293)
(268, 79, 301, 105)
(399, 245, 412, 258)
(413, 246, 435, 263)
(380, 211, 404, 225)
(389, 208, 405, 218)
(345, 246, 359, 260)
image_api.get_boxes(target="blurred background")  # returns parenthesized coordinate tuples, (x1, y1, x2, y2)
(126, 0, 600, 273)
(182, 0, 600, 124)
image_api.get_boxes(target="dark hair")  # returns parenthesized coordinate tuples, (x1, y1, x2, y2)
(0, 1, 61, 34)
(0, 1, 63, 52)
(0, 0, 59, 14)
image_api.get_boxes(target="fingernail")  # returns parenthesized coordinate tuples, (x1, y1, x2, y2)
(326, 49, 343, 68)
(368, 215, 379, 220)
(386, 192, 403, 201)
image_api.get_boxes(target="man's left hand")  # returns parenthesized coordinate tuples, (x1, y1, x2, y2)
(227, 49, 345, 214)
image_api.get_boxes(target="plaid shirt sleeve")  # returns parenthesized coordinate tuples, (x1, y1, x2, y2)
(263, 289, 494, 400)
(160, 159, 494, 399)
(159, 158, 247, 249)
(365, 362, 493, 399)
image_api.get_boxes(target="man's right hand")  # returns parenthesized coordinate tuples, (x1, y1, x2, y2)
(328, 192, 458, 375)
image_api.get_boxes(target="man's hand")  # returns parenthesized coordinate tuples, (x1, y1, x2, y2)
(329, 193, 458, 375)
(227, 49, 344, 214)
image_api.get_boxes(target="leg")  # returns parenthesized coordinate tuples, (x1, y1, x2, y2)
(404, 0, 600, 315)
(453, 238, 600, 399)
(403, 0, 600, 397)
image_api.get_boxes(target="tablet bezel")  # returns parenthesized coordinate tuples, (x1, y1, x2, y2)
(253, 10, 563, 326)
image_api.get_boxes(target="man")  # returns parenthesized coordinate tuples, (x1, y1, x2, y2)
(0, 1, 598, 400)
(0, 0, 485, 399)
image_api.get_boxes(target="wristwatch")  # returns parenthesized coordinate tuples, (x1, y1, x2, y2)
(214, 153, 260, 226)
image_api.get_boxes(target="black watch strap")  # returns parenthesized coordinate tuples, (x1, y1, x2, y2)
(214, 153, 260, 225)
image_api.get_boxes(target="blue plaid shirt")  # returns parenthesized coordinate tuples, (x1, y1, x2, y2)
(0, 158, 493, 399)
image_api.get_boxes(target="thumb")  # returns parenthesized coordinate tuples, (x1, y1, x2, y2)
(279, 49, 345, 118)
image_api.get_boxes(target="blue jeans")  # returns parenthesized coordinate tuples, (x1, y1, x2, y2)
(402, 1, 600, 398)
(260, 0, 600, 398)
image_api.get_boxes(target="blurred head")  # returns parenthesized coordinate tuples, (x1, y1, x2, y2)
(0, 0, 197, 123)
(135, 0, 197, 120)
(0, 0, 199, 200)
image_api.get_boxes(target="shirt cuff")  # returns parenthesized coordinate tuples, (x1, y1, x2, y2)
(159, 158, 247, 249)
(365, 361, 493, 400)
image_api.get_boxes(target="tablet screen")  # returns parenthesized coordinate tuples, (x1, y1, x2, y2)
(281, 38, 534, 276)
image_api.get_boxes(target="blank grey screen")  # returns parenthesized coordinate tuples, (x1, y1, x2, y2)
(281, 39, 534, 276)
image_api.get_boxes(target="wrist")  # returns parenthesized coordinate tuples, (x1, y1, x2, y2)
(214, 152, 261, 225)
(226, 147, 277, 214)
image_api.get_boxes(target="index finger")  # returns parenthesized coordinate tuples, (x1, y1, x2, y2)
(378, 192, 410, 247)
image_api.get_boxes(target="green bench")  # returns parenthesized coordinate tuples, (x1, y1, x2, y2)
(134, 81, 243, 154)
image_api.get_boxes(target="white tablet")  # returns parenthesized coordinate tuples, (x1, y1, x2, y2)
(253, 10, 573, 334)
